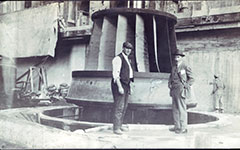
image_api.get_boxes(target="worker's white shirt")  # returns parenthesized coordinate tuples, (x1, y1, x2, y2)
(112, 52, 133, 83)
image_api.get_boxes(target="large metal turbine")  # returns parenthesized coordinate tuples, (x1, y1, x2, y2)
(66, 8, 179, 124)
(85, 8, 177, 73)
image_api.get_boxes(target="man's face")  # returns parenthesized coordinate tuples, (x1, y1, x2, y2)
(123, 47, 132, 56)
(174, 55, 183, 65)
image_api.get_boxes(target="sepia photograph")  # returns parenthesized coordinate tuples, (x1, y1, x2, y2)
(0, 0, 240, 149)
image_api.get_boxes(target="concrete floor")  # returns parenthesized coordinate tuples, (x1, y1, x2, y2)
(83, 113, 240, 148)
(0, 139, 24, 149)
(0, 102, 240, 149)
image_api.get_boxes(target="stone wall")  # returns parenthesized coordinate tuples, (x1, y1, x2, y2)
(176, 28, 240, 113)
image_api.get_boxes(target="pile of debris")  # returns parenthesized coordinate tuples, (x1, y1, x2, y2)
(46, 83, 70, 101)
(16, 83, 70, 106)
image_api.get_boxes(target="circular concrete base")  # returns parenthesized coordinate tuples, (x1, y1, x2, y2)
(0, 105, 234, 148)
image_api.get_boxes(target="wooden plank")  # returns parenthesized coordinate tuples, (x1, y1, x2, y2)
(63, 25, 92, 32)
(38, 68, 42, 91)
(153, 16, 160, 72)
(24, 71, 30, 91)
(61, 25, 92, 38)
(42, 67, 48, 88)
(98, 16, 117, 70)
(115, 15, 128, 56)
(16, 57, 49, 82)
(135, 14, 149, 72)
(30, 67, 34, 92)
(16, 69, 30, 82)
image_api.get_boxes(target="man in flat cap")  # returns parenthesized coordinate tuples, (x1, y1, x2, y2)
(111, 41, 134, 135)
(168, 49, 194, 134)
(210, 74, 225, 113)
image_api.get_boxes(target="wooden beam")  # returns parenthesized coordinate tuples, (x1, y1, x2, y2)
(16, 57, 49, 82)
(61, 25, 92, 39)
(30, 67, 34, 92)
(62, 25, 92, 32)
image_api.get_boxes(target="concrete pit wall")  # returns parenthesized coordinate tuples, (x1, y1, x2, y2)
(177, 28, 240, 113)
(0, 106, 113, 148)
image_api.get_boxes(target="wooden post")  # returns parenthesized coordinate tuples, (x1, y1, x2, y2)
(42, 67, 48, 88)
(24, 70, 30, 92)
(38, 68, 42, 91)
(30, 67, 34, 92)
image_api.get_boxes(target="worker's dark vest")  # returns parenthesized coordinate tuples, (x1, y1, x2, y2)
(118, 53, 131, 85)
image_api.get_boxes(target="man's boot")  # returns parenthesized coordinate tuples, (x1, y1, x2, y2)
(175, 129, 188, 134)
(120, 126, 129, 132)
(219, 109, 224, 113)
(113, 129, 123, 135)
(169, 127, 179, 132)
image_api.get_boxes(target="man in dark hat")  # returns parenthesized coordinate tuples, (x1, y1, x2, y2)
(210, 74, 225, 113)
(168, 49, 194, 134)
(111, 41, 134, 135)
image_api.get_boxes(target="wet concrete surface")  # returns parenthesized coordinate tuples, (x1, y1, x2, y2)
(0, 101, 240, 149)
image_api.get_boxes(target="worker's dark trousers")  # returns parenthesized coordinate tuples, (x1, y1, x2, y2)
(111, 80, 130, 131)
(171, 88, 187, 130)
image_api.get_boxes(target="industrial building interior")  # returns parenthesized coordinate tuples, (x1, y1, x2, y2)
(0, 0, 240, 149)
